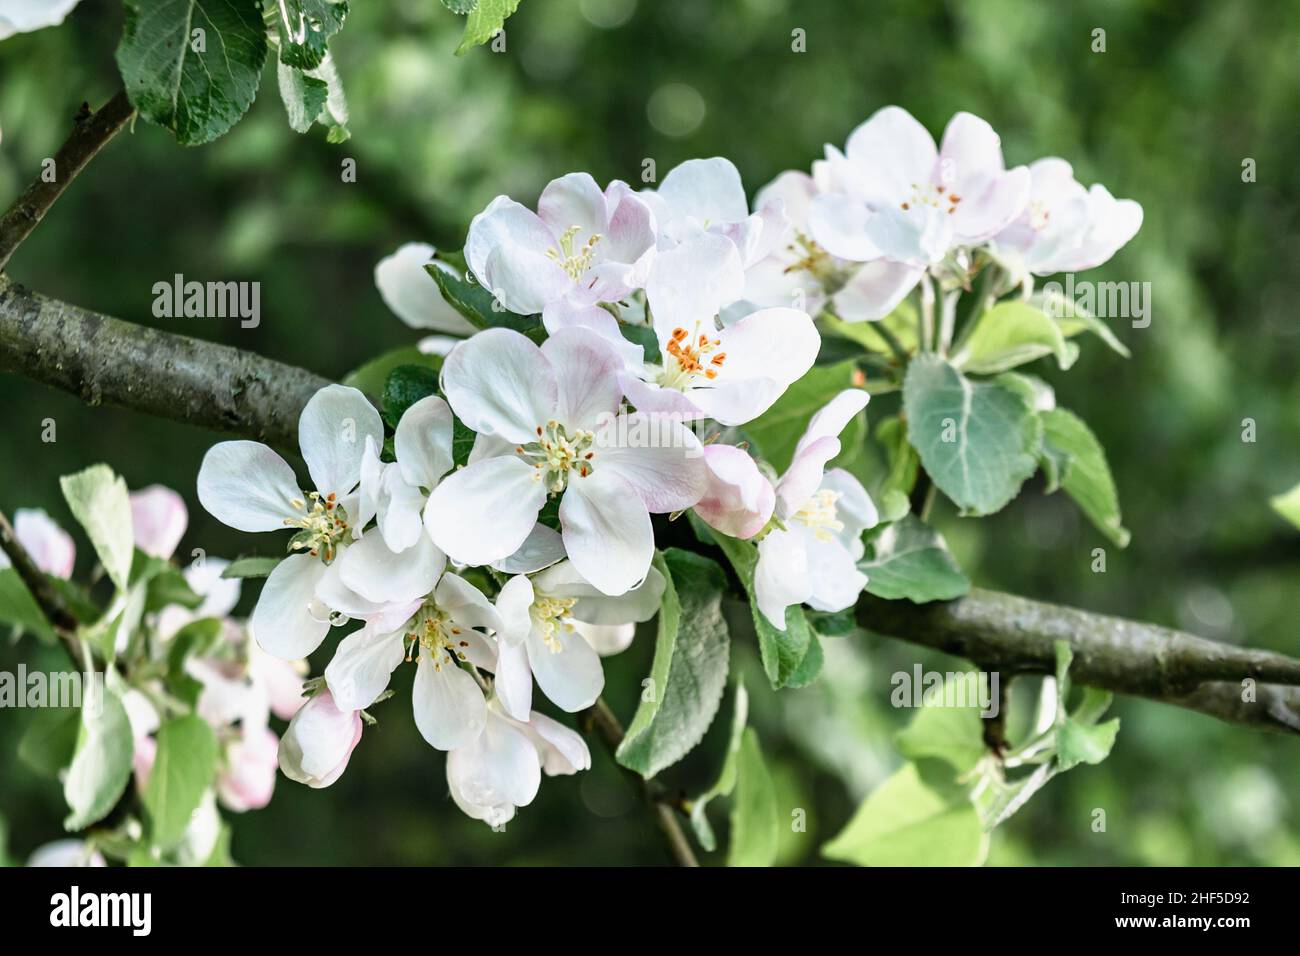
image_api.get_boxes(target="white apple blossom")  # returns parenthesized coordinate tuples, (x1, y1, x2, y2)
(0, 0, 82, 41)
(990, 158, 1143, 277)
(753, 390, 879, 629)
(26, 839, 105, 867)
(425, 326, 706, 596)
(492, 558, 664, 718)
(374, 242, 476, 337)
(155, 555, 242, 640)
(197, 384, 383, 659)
(0, 507, 74, 578)
(129, 484, 188, 559)
(278, 689, 363, 789)
(466, 173, 656, 319)
(446, 700, 590, 827)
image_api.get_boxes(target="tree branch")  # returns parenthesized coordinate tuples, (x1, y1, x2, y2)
(0, 88, 136, 272)
(857, 588, 1300, 735)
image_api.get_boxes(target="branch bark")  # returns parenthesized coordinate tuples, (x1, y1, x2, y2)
(857, 589, 1300, 734)
(0, 88, 136, 272)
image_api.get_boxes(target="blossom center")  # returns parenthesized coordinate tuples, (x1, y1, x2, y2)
(659, 326, 726, 390)
(900, 182, 962, 216)
(284, 492, 350, 562)
(792, 489, 844, 542)
(547, 224, 602, 281)
(406, 603, 469, 669)
(532, 595, 578, 653)
(518, 420, 596, 494)
(1028, 199, 1051, 231)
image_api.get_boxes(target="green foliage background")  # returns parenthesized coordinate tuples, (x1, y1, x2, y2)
(2, 0, 1300, 865)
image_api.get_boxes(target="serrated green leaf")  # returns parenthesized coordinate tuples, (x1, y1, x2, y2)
(953, 301, 1077, 374)
(382, 363, 443, 428)
(60, 465, 134, 591)
(276, 50, 349, 137)
(116, 0, 268, 146)
(1035, 289, 1131, 358)
(615, 550, 730, 778)
(442, 0, 477, 12)
(274, 0, 347, 70)
(1040, 408, 1129, 547)
(860, 515, 970, 602)
(902, 354, 1041, 516)
(894, 673, 989, 774)
(1056, 716, 1120, 771)
(63, 681, 133, 830)
(455, 0, 523, 54)
(727, 729, 779, 867)
(144, 715, 219, 848)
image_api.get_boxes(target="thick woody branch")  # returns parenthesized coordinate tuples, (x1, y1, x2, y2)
(857, 589, 1300, 735)
(0, 276, 330, 453)
(0, 88, 136, 272)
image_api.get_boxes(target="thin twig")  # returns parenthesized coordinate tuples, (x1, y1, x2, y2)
(0, 508, 89, 671)
(0, 88, 136, 272)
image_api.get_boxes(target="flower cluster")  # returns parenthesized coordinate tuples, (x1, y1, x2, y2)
(203, 105, 1141, 826)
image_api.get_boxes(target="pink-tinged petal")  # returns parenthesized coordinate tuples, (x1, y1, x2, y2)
(937, 111, 1007, 186)
(795, 389, 871, 457)
(537, 172, 609, 245)
(601, 185, 658, 267)
(573, 621, 636, 657)
(298, 385, 384, 497)
(559, 470, 654, 596)
(483, 242, 573, 314)
(424, 455, 548, 566)
(197, 441, 300, 532)
(278, 690, 362, 788)
(951, 165, 1031, 242)
(520, 711, 591, 775)
(844, 105, 938, 204)
(466, 197, 556, 289)
(804, 534, 868, 612)
(395, 394, 455, 491)
(492, 523, 567, 575)
(248, 643, 309, 720)
(337, 531, 444, 606)
(525, 615, 604, 712)
(754, 527, 811, 631)
(646, 232, 745, 334)
(543, 301, 646, 370)
(412, 648, 487, 751)
(694, 445, 775, 539)
(250, 554, 332, 659)
(216, 724, 279, 813)
(441, 328, 558, 443)
(375, 243, 476, 334)
(658, 157, 750, 226)
(592, 412, 707, 512)
(807, 194, 881, 262)
(541, 326, 625, 431)
(775, 435, 841, 520)
(324, 623, 406, 712)
(129, 485, 188, 559)
(11, 509, 76, 579)
(833, 260, 924, 322)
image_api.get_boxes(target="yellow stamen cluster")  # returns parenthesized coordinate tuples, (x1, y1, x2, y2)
(900, 182, 962, 216)
(517, 420, 596, 494)
(546, 224, 602, 281)
(783, 231, 835, 281)
(792, 489, 844, 542)
(532, 595, 578, 653)
(405, 603, 469, 671)
(659, 326, 726, 390)
(284, 491, 350, 562)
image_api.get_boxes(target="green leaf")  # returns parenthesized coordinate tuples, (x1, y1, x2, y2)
(1056, 716, 1121, 771)
(615, 550, 730, 778)
(689, 683, 749, 852)
(1035, 289, 1131, 358)
(143, 715, 219, 848)
(902, 354, 1041, 516)
(382, 363, 443, 428)
(953, 301, 1076, 374)
(220, 556, 281, 579)
(744, 362, 866, 474)
(860, 515, 970, 602)
(116, 0, 269, 146)
(166, 618, 224, 680)
(425, 262, 543, 338)
(63, 681, 134, 830)
(727, 729, 779, 867)
(894, 673, 989, 774)
(60, 464, 134, 591)
(455, 0, 523, 54)
(273, 0, 347, 70)
(442, 0, 477, 12)
(822, 762, 988, 867)
(875, 415, 919, 501)
(19, 709, 81, 777)
(1040, 408, 1130, 547)
(784, 629, 824, 688)
(0, 569, 56, 641)
(823, 301, 919, 355)
(144, 567, 203, 613)
(700, 518, 812, 689)
(1271, 482, 1300, 530)
(276, 51, 349, 138)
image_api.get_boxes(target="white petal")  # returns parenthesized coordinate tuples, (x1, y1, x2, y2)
(376, 467, 426, 552)
(447, 707, 541, 808)
(374, 243, 475, 334)
(536, 558, 665, 625)
(491, 523, 566, 574)
(337, 530, 444, 606)
(493, 573, 536, 641)
(542, 301, 646, 371)
(693, 444, 775, 539)
(424, 455, 548, 566)
(522, 711, 592, 775)
(821, 468, 879, 553)
(493, 635, 533, 721)
(776, 434, 840, 520)
(804, 534, 868, 612)
(795, 388, 871, 458)
(951, 166, 1031, 242)
(128, 485, 188, 559)
(412, 649, 487, 750)
(843, 105, 938, 204)
(197, 441, 299, 532)
(483, 242, 574, 314)
(572, 621, 636, 657)
(807, 195, 881, 262)
(324, 624, 407, 711)
(436, 572, 505, 632)
(646, 231, 745, 333)
(938, 112, 1006, 185)
(440, 328, 558, 443)
(536, 172, 608, 245)
(526, 618, 605, 712)
(754, 528, 811, 630)
(863, 203, 953, 265)
(250, 554, 331, 659)
(591, 413, 707, 512)
(658, 157, 750, 225)
(541, 326, 625, 431)
(559, 470, 654, 596)
(754, 170, 818, 232)
(395, 394, 455, 490)
(298, 384, 384, 497)
(833, 259, 924, 322)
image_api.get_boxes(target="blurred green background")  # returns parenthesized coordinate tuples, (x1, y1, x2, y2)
(3, 0, 1300, 865)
